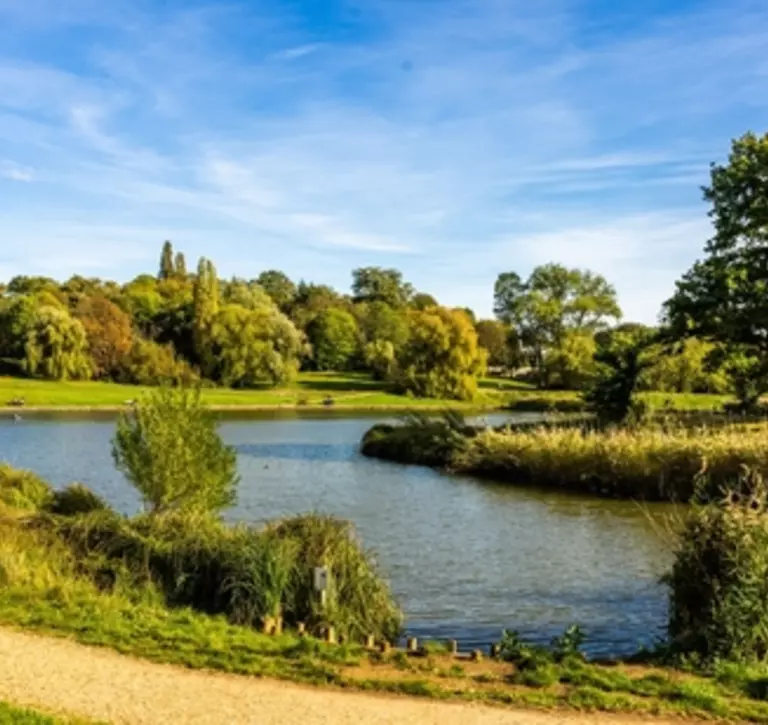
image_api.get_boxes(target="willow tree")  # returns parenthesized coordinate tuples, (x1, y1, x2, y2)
(393, 307, 487, 400)
(23, 306, 92, 380)
(193, 257, 220, 365)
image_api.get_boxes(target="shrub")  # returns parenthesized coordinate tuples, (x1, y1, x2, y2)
(112, 386, 238, 516)
(51, 510, 402, 641)
(46, 484, 107, 517)
(0, 464, 52, 511)
(665, 468, 768, 662)
(360, 412, 470, 467)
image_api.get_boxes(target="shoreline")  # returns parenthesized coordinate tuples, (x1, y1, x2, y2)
(0, 403, 507, 415)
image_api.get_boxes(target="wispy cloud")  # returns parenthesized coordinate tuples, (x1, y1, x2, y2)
(0, 0, 767, 320)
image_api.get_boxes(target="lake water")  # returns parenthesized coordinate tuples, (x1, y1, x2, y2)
(0, 411, 676, 657)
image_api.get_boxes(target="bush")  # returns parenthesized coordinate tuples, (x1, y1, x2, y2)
(360, 412, 470, 467)
(665, 469, 768, 662)
(51, 510, 402, 641)
(45, 484, 107, 517)
(112, 386, 238, 516)
(0, 464, 52, 511)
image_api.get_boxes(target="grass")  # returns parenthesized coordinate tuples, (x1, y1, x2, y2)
(5, 514, 768, 721)
(0, 702, 98, 725)
(363, 414, 768, 501)
(0, 373, 734, 413)
(454, 421, 768, 500)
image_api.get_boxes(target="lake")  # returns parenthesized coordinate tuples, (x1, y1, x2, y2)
(0, 411, 675, 657)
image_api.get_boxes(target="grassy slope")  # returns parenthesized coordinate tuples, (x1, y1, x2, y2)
(0, 701, 96, 725)
(0, 374, 732, 412)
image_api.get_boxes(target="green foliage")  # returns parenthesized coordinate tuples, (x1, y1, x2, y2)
(159, 240, 175, 280)
(46, 484, 107, 517)
(257, 270, 297, 312)
(643, 338, 730, 394)
(393, 307, 487, 400)
(494, 265, 621, 388)
(585, 326, 657, 424)
(363, 340, 396, 380)
(120, 337, 198, 386)
(22, 306, 92, 381)
(475, 319, 519, 370)
(360, 412, 470, 467)
(0, 464, 52, 511)
(0, 295, 38, 371)
(665, 469, 768, 663)
(174, 251, 187, 279)
(352, 267, 413, 307)
(665, 132, 768, 409)
(308, 308, 360, 371)
(204, 303, 302, 386)
(112, 386, 238, 516)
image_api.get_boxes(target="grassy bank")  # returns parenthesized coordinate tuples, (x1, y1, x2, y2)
(361, 417, 768, 501)
(4, 466, 768, 721)
(0, 374, 733, 413)
(0, 702, 96, 725)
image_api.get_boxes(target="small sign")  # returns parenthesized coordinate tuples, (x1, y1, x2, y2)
(313, 566, 329, 592)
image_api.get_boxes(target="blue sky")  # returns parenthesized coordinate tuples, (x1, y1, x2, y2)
(1, 0, 767, 322)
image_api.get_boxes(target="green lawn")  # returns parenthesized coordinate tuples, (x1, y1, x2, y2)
(0, 373, 733, 413)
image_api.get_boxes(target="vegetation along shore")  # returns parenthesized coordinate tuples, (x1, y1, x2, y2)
(5, 387, 768, 722)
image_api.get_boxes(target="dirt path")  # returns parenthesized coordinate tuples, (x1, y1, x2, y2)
(0, 627, 679, 725)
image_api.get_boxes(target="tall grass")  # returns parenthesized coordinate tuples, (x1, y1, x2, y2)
(454, 423, 768, 500)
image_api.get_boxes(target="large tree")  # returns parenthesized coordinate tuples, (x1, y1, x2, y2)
(352, 267, 413, 308)
(22, 306, 92, 380)
(475, 319, 518, 370)
(393, 307, 487, 400)
(307, 308, 360, 371)
(665, 132, 768, 408)
(257, 270, 297, 312)
(205, 303, 303, 386)
(494, 264, 621, 387)
(75, 295, 134, 380)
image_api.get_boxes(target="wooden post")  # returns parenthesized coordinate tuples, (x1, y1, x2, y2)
(297, 622, 306, 637)
(448, 639, 458, 656)
(365, 634, 376, 649)
(406, 637, 418, 653)
(325, 626, 337, 645)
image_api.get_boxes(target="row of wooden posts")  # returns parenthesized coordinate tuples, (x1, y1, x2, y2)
(261, 616, 501, 661)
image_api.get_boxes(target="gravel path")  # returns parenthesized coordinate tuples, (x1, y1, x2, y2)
(0, 628, 683, 725)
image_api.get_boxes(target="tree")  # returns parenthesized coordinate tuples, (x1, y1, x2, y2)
(543, 329, 596, 389)
(0, 295, 38, 372)
(174, 252, 187, 279)
(22, 306, 92, 380)
(205, 304, 302, 386)
(291, 282, 346, 330)
(393, 307, 487, 400)
(352, 267, 413, 307)
(113, 386, 238, 516)
(363, 340, 396, 380)
(410, 292, 438, 310)
(159, 241, 175, 280)
(585, 326, 657, 424)
(494, 264, 621, 387)
(120, 337, 198, 385)
(475, 319, 518, 370)
(193, 257, 220, 361)
(224, 278, 274, 310)
(257, 270, 297, 312)
(355, 301, 410, 348)
(75, 295, 134, 380)
(665, 132, 768, 409)
(308, 309, 360, 371)
(643, 338, 729, 394)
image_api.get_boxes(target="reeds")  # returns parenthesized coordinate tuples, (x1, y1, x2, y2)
(454, 422, 768, 500)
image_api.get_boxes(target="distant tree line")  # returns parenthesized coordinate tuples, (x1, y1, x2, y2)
(1, 131, 767, 403)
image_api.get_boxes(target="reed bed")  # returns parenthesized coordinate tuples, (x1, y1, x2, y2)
(453, 422, 768, 500)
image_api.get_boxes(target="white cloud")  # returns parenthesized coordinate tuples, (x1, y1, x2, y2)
(0, 161, 34, 182)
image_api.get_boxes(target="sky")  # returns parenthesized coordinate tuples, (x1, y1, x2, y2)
(1, 0, 768, 323)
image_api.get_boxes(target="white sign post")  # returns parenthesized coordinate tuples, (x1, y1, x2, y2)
(314, 566, 329, 608)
